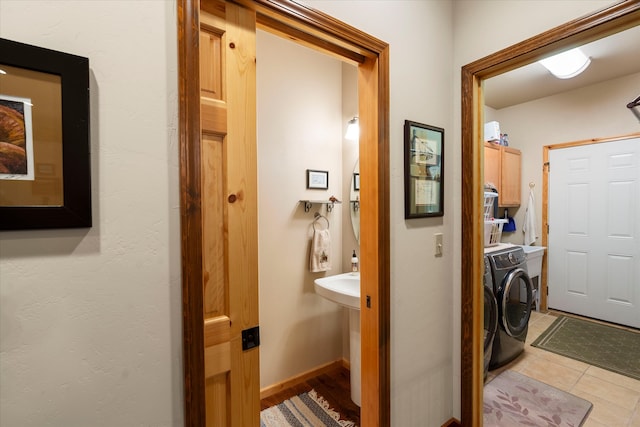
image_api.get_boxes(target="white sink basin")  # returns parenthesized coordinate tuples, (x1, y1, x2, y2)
(519, 245, 546, 278)
(313, 272, 362, 406)
(520, 245, 545, 256)
(314, 272, 360, 310)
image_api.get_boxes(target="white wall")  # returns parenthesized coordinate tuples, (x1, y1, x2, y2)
(0, 1, 626, 425)
(0, 1, 181, 426)
(256, 31, 347, 388)
(495, 72, 640, 245)
(303, 2, 455, 425)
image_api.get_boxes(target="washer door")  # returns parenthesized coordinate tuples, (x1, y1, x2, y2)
(483, 285, 498, 352)
(497, 268, 533, 337)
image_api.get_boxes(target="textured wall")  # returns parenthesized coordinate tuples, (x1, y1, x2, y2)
(0, 2, 182, 426)
(0, 0, 621, 425)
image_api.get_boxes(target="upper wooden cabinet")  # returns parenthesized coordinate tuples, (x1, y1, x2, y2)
(484, 142, 521, 207)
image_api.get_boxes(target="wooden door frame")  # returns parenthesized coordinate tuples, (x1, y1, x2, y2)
(178, 1, 390, 426)
(540, 132, 640, 312)
(460, 2, 640, 425)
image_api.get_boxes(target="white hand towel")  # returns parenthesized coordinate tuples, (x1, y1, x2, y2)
(309, 228, 331, 272)
(523, 188, 538, 245)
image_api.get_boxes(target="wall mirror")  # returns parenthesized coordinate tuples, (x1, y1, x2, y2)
(350, 159, 360, 243)
(460, 3, 640, 425)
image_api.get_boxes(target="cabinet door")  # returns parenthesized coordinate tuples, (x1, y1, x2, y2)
(484, 142, 501, 191)
(500, 147, 521, 206)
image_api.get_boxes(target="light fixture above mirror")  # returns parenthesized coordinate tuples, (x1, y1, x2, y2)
(345, 116, 359, 140)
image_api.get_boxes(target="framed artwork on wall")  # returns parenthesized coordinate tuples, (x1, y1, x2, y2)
(404, 120, 444, 218)
(0, 38, 91, 230)
(306, 169, 329, 190)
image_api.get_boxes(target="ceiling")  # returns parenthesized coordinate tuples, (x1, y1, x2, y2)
(484, 24, 640, 110)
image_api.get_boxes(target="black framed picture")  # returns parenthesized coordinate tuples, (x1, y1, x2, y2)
(306, 169, 328, 190)
(0, 38, 91, 230)
(404, 120, 444, 218)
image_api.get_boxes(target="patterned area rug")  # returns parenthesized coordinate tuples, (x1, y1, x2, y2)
(260, 389, 356, 427)
(484, 370, 592, 426)
(532, 315, 640, 380)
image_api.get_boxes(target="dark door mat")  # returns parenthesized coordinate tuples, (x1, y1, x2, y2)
(531, 315, 640, 380)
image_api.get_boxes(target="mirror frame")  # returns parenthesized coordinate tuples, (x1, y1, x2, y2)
(460, 2, 640, 425)
(350, 159, 360, 243)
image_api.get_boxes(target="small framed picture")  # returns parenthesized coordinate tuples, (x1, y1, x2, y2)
(353, 173, 360, 191)
(306, 169, 329, 189)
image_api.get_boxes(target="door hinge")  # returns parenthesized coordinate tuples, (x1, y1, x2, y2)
(242, 326, 260, 351)
(544, 161, 550, 172)
(366, 295, 371, 308)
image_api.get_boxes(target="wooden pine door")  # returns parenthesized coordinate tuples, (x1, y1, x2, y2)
(199, 1, 260, 425)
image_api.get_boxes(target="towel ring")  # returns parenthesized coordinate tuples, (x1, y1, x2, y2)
(313, 212, 329, 230)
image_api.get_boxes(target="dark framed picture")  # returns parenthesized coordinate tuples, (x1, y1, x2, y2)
(404, 120, 444, 218)
(0, 38, 91, 230)
(306, 169, 328, 190)
(353, 173, 360, 191)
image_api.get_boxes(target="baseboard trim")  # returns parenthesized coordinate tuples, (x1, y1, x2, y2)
(260, 359, 347, 400)
(441, 417, 461, 427)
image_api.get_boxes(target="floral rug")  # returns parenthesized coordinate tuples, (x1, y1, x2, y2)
(484, 370, 592, 426)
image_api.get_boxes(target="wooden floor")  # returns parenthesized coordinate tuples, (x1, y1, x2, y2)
(260, 364, 361, 426)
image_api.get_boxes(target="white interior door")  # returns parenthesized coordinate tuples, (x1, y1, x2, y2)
(548, 137, 640, 328)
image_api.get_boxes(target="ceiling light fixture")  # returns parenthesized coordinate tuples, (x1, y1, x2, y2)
(539, 47, 591, 79)
(345, 116, 359, 140)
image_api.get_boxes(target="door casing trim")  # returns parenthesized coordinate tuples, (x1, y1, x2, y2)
(178, 0, 390, 426)
(461, 2, 640, 425)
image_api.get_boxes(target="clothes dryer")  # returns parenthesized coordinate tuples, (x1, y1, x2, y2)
(487, 247, 533, 370)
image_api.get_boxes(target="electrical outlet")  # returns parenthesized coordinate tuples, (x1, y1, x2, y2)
(435, 233, 443, 257)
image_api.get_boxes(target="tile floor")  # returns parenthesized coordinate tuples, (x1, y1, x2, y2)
(486, 311, 640, 427)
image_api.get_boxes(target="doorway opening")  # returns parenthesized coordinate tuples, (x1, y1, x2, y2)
(255, 28, 360, 412)
(461, 2, 640, 425)
(177, 1, 390, 426)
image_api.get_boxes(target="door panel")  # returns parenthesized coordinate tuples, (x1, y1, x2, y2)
(548, 137, 640, 328)
(200, 2, 260, 426)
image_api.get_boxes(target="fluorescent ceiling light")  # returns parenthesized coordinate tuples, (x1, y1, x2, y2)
(539, 48, 591, 79)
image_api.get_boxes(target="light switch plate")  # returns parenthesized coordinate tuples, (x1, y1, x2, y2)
(435, 233, 443, 257)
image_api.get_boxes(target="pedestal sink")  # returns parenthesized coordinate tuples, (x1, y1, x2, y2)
(313, 272, 361, 407)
